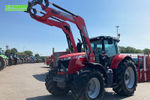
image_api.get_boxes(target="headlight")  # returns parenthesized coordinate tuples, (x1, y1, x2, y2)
(60, 68, 68, 72)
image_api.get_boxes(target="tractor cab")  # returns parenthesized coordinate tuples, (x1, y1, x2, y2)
(90, 36, 120, 66)
(0, 50, 5, 55)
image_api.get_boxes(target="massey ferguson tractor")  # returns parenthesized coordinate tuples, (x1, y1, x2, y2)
(26, 0, 137, 100)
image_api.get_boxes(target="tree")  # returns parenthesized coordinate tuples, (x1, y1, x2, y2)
(143, 48, 150, 54)
(135, 49, 143, 53)
(119, 46, 136, 53)
(11, 48, 18, 54)
(17, 52, 25, 56)
(35, 53, 40, 58)
(5, 49, 11, 54)
(119, 46, 143, 53)
(24, 50, 33, 56)
(126, 46, 137, 53)
(66, 48, 70, 52)
(119, 46, 126, 53)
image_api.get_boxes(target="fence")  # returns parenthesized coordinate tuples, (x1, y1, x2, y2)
(137, 55, 150, 82)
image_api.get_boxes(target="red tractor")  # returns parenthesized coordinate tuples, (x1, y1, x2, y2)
(26, 0, 137, 100)
(45, 51, 70, 68)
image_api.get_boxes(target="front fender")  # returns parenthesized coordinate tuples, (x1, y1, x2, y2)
(110, 54, 132, 69)
(85, 63, 107, 79)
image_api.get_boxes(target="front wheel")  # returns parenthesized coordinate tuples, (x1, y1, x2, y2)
(113, 59, 137, 96)
(45, 70, 68, 96)
(71, 71, 104, 100)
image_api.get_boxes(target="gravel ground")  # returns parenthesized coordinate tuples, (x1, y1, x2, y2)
(0, 63, 150, 100)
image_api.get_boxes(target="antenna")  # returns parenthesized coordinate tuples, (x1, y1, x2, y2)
(116, 26, 120, 34)
(116, 26, 120, 39)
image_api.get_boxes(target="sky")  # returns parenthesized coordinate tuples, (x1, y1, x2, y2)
(0, 0, 150, 56)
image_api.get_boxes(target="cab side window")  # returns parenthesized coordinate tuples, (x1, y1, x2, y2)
(104, 40, 117, 57)
(91, 41, 103, 63)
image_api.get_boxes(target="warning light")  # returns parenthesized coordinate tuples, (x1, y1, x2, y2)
(117, 33, 120, 39)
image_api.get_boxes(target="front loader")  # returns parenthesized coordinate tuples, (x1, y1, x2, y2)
(26, 0, 137, 100)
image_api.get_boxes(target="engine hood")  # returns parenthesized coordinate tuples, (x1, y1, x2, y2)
(59, 52, 86, 60)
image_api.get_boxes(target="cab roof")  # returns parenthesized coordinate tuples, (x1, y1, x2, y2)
(90, 36, 120, 42)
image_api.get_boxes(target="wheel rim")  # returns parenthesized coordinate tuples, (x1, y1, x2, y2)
(87, 78, 100, 99)
(124, 67, 135, 89)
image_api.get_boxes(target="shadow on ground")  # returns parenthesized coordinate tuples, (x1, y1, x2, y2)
(33, 73, 48, 82)
(40, 66, 50, 68)
(26, 95, 72, 100)
(26, 91, 129, 100)
(32, 66, 50, 82)
(103, 91, 128, 100)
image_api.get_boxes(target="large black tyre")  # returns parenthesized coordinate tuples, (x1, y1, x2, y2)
(8, 59, 12, 66)
(71, 71, 104, 100)
(0, 57, 5, 71)
(113, 59, 137, 96)
(45, 70, 68, 96)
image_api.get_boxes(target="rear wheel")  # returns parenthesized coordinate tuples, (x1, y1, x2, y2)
(0, 57, 5, 71)
(113, 59, 137, 96)
(45, 70, 68, 96)
(8, 59, 12, 66)
(71, 71, 104, 100)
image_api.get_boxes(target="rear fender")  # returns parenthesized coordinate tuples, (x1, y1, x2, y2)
(110, 54, 132, 69)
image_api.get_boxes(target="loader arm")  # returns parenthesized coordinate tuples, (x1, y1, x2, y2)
(30, 14, 77, 52)
(27, 0, 95, 62)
